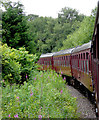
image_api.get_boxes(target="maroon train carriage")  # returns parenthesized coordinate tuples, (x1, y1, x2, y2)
(38, 53, 54, 71)
(71, 41, 93, 93)
(91, 1, 99, 116)
(37, 2, 99, 117)
(53, 48, 74, 77)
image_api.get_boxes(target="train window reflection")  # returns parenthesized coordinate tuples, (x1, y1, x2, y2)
(86, 60, 89, 73)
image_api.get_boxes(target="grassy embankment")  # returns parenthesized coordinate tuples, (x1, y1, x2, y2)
(2, 70, 80, 118)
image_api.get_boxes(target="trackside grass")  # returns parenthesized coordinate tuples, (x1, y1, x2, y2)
(1, 70, 79, 118)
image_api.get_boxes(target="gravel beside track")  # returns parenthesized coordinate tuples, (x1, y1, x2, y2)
(66, 85, 96, 118)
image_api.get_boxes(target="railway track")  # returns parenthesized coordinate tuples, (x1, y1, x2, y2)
(66, 84, 96, 118)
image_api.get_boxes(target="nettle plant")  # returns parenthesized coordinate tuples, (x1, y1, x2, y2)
(2, 70, 79, 118)
(2, 43, 38, 84)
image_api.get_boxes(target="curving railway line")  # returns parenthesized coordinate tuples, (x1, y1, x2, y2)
(37, 1, 99, 117)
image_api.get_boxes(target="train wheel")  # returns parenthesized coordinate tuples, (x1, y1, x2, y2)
(95, 92, 99, 117)
(66, 76, 71, 85)
(70, 79, 75, 86)
(84, 88, 89, 98)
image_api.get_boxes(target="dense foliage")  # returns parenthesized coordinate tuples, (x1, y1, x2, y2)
(2, 1, 97, 54)
(60, 9, 96, 50)
(2, 43, 38, 84)
(27, 8, 85, 53)
(2, 1, 85, 54)
(2, 70, 79, 118)
(2, 1, 29, 49)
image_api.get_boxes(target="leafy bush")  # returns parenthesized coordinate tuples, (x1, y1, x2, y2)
(2, 70, 79, 118)
(2, 43, 38, 84)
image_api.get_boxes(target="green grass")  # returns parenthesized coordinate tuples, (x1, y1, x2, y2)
(2, 70, 79, 118)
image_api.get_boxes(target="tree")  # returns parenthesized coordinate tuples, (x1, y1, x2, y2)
(58, 7, 85, 25)
(26, 14, 39, 21)
(2, 1, 29, 49)
(60, 15, 95, 51)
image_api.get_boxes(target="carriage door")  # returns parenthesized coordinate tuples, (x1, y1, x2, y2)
(97, 22, 99, 113)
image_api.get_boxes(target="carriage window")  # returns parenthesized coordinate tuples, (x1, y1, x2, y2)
(79, 54, 80, 59)
(97, 24, 99, 59)
(89, 55, 91, 71)
(83, 53, 85, 59)
(77, 55, 78, 59)
(66, 56, 68, 60)
(69, 56, 70, 66)
(86, 52, 89, 59)
(82, 61, 83, 71)
(55, 58, 56, 65)
(84, 61, 86, 72)
(50, 61, 51, 65)
(86, 52, 89, 73)
(81, 54, 82, 59)
(62, 57, 63, 66)
(86, 60, 89, 73)
(66, 56, 68, 66)
(76, 55, 78, 68)
(93, 37, 96, 59)
(60, 60, 61, 66)
(64, 56, 65, 67)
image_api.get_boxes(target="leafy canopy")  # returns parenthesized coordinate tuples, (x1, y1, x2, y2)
(2, 1, 29, 49)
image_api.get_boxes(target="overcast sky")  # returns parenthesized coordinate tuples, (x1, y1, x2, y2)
(11, 0, 98, 18)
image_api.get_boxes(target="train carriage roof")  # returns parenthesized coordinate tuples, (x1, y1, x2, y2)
(40, 52, 56, 58)
(53, 48, 74, 56)
(72, 41, 91, 53)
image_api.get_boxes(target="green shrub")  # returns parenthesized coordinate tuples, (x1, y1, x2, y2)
(2, 70, 79, 118)
(2, 44, 21, 83)
(2, 43, 38, 84)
